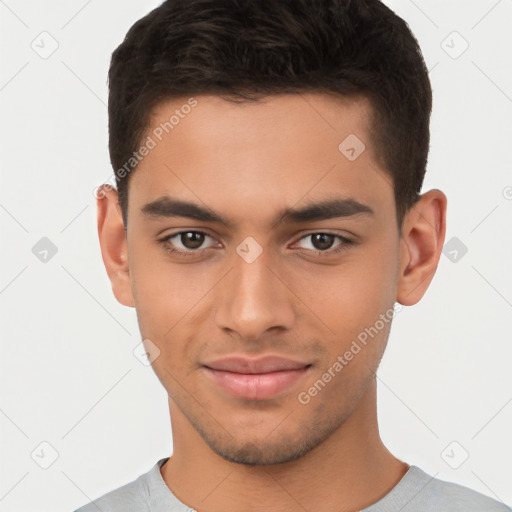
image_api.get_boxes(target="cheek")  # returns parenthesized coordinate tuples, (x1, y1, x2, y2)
(298, 247, 397, 330)
(128, 246, 219, 385)
(128, 241, 208, 334)
(301, 240, 399, 367)
(349, 232, 399, 304)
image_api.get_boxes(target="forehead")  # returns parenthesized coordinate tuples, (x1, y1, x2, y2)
(145, 92, 376, 160)
(129, 93, 392, 226)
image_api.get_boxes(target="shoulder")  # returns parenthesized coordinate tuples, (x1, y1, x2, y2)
(364, 465, 511, 512)
(72, 458, 170, 512)
(422, 471, 511, 511)
(72, 474, 147, 512)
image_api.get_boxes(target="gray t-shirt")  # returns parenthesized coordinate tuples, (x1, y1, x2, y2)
(74, 457, 511, 512)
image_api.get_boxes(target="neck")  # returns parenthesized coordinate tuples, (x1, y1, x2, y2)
(161, 379, 408, 512)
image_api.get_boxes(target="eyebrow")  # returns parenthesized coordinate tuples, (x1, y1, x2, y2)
(141, 195, 374, 228)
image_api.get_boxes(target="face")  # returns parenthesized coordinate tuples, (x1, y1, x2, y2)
(117, 93, 403, 465)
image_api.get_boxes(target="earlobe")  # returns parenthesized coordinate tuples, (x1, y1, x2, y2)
(96, 185, 135, 307)
(396, 189, 447, 306)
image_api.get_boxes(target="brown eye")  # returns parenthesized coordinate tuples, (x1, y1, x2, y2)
(295, 233, 353, 255)
(159, 231, 217, 256)
(179, 231, 206, 249)
(310, 233, 336, 251)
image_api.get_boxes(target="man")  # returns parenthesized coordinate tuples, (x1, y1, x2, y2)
(75, 0, 510, 510)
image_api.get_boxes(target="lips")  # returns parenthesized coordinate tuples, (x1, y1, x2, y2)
(204, 355, 310, 374)
(202, 355, 311, 400)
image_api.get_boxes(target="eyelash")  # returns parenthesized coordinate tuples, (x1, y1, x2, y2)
(158, 231, 354, 259)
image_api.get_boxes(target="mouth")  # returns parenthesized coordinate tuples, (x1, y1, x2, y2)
(202, 355, 312, 400)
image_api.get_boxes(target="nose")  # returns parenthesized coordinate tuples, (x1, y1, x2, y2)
(214, 247, 296, 341)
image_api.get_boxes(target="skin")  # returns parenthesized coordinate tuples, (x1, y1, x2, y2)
(97, 93, 447, 512)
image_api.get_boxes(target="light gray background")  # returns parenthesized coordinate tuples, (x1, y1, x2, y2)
(1, 1, 511, 510)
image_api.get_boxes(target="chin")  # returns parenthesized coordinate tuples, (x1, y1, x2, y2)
(208, 438, 312, 466)
(196, 416, 341, 466)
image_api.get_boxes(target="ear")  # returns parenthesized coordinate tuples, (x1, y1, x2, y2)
(96, 185, 135, 307)
(396, 189, 447, 306)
